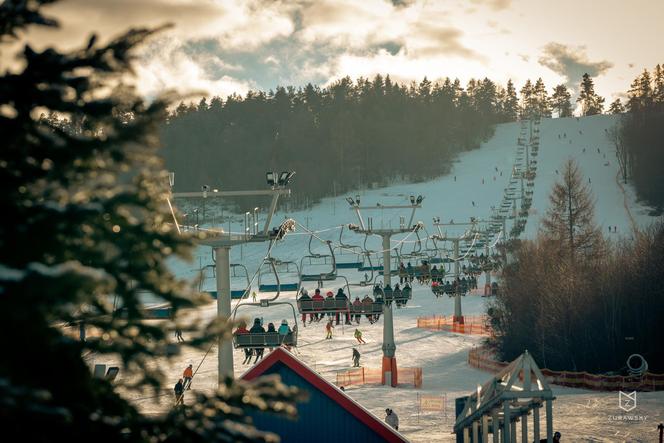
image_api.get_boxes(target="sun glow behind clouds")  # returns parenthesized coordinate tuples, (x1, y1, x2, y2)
(13, 0, 664, 102)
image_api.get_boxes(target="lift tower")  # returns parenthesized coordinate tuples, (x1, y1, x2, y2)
(170, 171, 294, 386)
(347, 195, 423, 387)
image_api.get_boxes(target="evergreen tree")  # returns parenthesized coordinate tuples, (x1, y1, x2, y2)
(519, 79, 537, 119)
(654, 64, 664, 108)
(0, 1, 300, 441)
(533, 78, 551, 117)
(503, 79, 519, 121)
(608, 98, 625, 114)
(577, 73, 605, 116)
(551, 84, 573, 117)
(541, 159, 603, 259)
(627, 69, 653, 113)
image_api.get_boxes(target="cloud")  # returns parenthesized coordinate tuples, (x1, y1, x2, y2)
(133, 38, 254, 100)
(470, 0, 512, 11)
(298, 0, 482, 61)
(538, 42, 613, 90)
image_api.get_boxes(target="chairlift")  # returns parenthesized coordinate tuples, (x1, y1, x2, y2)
(299, 237, 337, 282)
(258, 259, 300, 292)
(333, 225, 363, 269)
(373, 281, 412, 307)
(232, 258, 298, 349)
(296, 275, 353, 315)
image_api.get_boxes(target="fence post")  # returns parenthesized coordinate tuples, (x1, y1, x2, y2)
(362, 367, 365, 384)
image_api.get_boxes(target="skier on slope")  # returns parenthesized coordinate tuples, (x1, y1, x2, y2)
(354, 328, 366, 344)
(352, 348, 361, 367)
(325, 320, 334, 339)
(385, 408, 399, 430)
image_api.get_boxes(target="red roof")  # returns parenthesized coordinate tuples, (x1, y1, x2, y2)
(241, 347, 408, 443)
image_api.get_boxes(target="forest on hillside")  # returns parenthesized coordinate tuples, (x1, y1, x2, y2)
(612, 64, 664, 214)
(159, 73, 609, 211)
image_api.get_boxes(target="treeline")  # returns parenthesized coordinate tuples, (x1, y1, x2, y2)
(489, 160, 664, 373)
(159, 72, 610, 209)
(160, 75, 515, 208)
(614, 64, 664, 212)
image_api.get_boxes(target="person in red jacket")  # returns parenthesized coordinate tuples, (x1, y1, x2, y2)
(182, 364, 193, 390)
(312, 288, 324, 322)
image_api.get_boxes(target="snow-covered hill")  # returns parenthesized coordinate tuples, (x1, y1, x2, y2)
(146, 115, 662, 442)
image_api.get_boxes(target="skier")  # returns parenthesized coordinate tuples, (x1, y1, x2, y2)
(251, 291, 257, 302)
(352, 348, 361, 367)
(325, 320, 334, 339)
(335, 288, 351, 325)
(385, 408, 399, 430)
(299, 289, 313, 325)
(352, 296, 362, 324)
(175, 327, 184, 343)
(182, 364, 193, 390)
(174, 378, 184, 405)
(312, 288, 324, 321)
(354, 328, 366, 344)
(249, 318, 265, 363)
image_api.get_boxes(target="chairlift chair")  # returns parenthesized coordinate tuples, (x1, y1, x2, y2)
(299, 237, 337, 282)
(333, 225, 364, 269)
(258, 259, 300, 292)
(232, 258, 298, 349)
(296, 275, 353, 315)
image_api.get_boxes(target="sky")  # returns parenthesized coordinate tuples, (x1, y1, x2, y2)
(11, 0, 664, 104)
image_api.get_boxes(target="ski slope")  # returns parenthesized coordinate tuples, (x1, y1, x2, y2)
(126, 115, 662, 442)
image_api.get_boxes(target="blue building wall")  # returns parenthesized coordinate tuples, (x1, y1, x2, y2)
(248, 361, 388, 442)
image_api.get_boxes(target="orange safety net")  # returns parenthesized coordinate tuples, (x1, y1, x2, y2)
(336, 367, 423, 388)
(416, 315, 493, 336)
(468, 346, 664, 392)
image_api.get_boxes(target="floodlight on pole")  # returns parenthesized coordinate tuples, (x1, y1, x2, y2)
(346, 197, 355, 206)
(409, 195, 415, 205)
(168, 171, 175, 188)
(266, 172, 276, 187)
(355, 194, 361, 205)
(416, 195, 424, 204)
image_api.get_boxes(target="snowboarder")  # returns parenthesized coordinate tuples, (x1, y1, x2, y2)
(174, 379, 184, 405)
(354, 328, 366, 344)
(352, 348, 361, 367)
(183, 364, 193, 390)
(325, 320, 334, 339)
(385, 408, 399, 430)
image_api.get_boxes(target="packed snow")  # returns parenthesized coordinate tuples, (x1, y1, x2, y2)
(108, 115, 663, 442)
